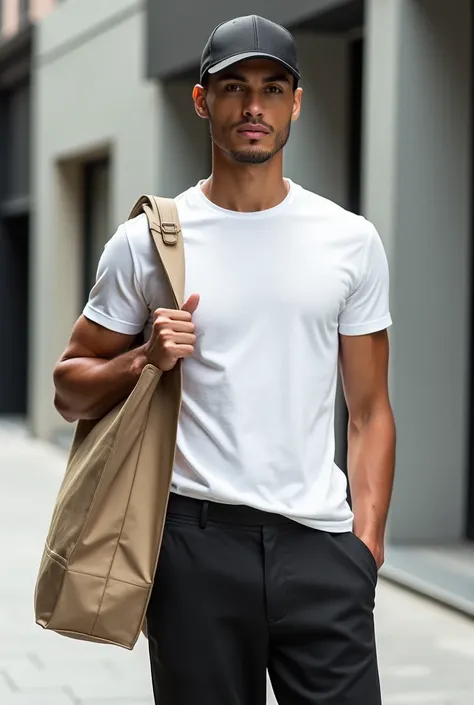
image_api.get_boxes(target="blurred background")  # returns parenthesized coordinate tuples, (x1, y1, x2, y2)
(0, 1, 473, 703)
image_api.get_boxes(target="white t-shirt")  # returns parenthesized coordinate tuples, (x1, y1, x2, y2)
(84, 180, 392, 532)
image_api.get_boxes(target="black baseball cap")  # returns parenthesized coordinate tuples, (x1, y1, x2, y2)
(200, 15, 300, 85)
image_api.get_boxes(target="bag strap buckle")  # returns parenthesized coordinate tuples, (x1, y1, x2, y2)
(161, 222, 179, 245)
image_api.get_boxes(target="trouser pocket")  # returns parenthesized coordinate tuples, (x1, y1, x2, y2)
(349, 532, 379, 582)
(327, 530, 378, 590)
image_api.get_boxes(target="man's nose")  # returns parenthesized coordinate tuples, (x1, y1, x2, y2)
(242, 94, 264, 119)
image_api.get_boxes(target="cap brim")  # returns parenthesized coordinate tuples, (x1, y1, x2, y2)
(207, 52, 300, 80)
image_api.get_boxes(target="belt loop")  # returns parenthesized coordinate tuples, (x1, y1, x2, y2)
(200, 501, 210, 529)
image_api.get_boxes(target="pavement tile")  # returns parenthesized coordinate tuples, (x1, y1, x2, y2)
(4, 661, 120, 690)
(0, 672, 18, 696)
(2, 654, 152, 699)
(66, 677, 153, 701)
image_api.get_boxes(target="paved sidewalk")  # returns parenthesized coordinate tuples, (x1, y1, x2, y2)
(1, 420, 474, 704)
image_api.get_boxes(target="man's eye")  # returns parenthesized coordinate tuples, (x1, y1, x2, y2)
(225, 84, 243, 92)
(267, 86, 283, 94)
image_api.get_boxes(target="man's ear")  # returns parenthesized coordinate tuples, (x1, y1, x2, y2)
(291, 87, 303, 122)
(193, 85, 209, 119)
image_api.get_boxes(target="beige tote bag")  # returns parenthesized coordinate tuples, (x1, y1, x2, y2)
(34, 196, 184, 649)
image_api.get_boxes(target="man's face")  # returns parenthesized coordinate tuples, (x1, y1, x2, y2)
(194, 59, 302, 165)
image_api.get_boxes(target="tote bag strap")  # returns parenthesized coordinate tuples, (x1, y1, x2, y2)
(129, 195, 185, 309)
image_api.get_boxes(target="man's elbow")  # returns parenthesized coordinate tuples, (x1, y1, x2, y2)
(53, 362, 84, 423)
(53, 393, 78, 423)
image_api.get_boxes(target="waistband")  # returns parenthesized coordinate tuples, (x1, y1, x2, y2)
(167, 492, 292, 528)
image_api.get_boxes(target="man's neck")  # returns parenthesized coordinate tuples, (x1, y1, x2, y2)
(202, 152, 289, 213)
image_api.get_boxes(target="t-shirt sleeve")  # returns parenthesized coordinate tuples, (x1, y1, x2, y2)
(338, 221, 393, 336)
(83, 224, 149, 335)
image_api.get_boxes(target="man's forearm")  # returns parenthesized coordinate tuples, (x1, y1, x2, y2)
(54, 345, 150, 422)
(347, 408, 396, 559)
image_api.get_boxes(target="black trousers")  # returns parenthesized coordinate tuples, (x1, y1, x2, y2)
(147, 494, 382, 705)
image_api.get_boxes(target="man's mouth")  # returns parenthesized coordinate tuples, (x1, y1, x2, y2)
(237, 124, 271, 140)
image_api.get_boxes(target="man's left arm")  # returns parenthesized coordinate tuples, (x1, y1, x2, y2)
(339, 329, 396, 569)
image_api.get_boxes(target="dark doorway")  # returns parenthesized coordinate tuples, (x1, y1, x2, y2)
(82, 157, 111, 307)
(0, 214, 29, 414)
(348, 36, 364, 216)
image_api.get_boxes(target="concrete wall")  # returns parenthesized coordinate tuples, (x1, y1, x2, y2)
(285, 31, 349, 205)
(363, 0, 472, 542)
(31, 0, 158, 439)
(155, 79, 211, 198)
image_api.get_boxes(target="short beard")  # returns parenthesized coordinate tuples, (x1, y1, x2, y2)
(213, 121, 292, 165)
(229, 147, 280, 164)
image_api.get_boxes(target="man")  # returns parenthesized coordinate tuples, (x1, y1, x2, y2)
(53, 15, 395, 705)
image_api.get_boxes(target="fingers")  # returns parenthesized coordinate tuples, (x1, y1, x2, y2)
(154, 308, 193, 323)
(155, 318, 195, 334)
(154, 294, 200, 323)
(153, 318, 194, 347)
(160, 331, 196, 346)
(161, 341, 195, 359)
(151, 297, 199, 370)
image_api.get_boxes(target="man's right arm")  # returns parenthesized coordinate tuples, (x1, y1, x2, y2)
(54, 294, 200, 423)
(53, 315, 148, 423)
